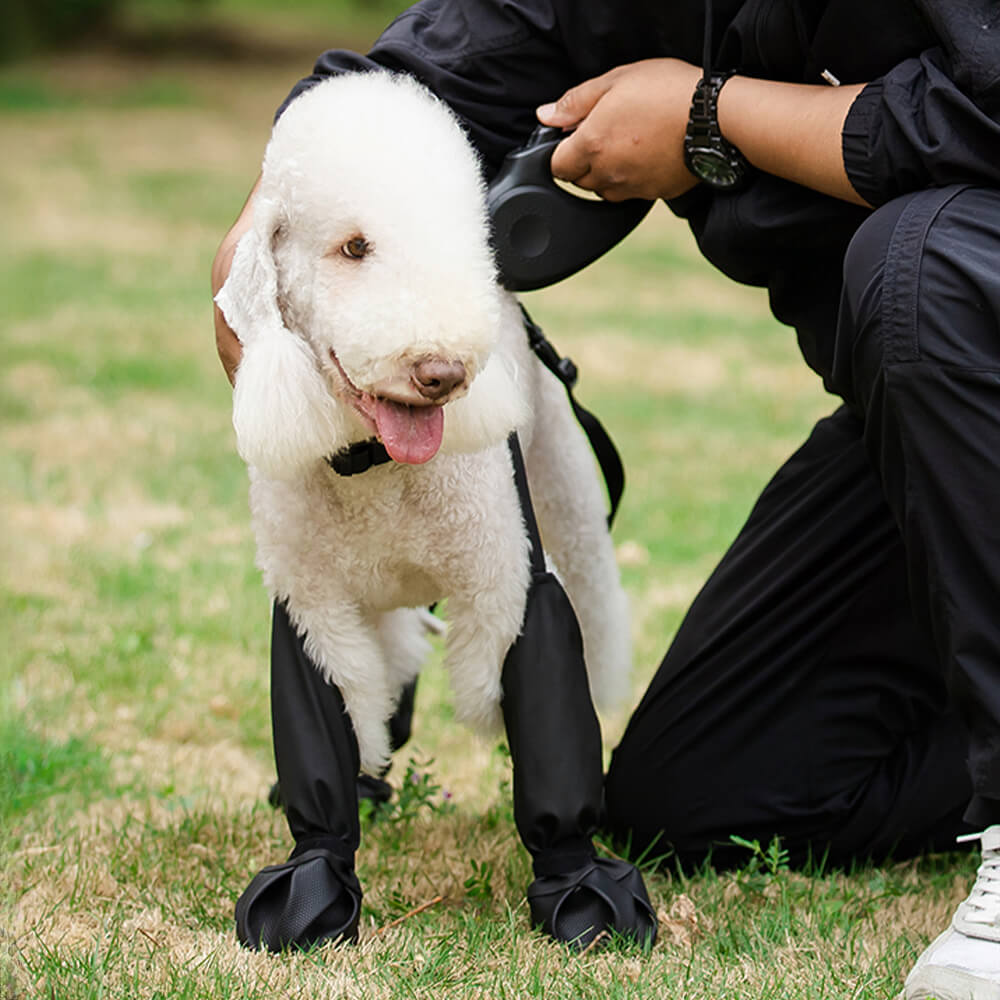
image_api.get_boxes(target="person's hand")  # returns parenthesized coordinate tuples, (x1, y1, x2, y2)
(212, 237, 244, 386)
(536, 58, 702, 202)
(212, 177, 261, 385)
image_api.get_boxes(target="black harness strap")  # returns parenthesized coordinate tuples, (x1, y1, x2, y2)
(519, 305, 625, 527)
(508, 431, 547, 576)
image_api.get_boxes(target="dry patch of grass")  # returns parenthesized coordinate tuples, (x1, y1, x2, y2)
(8, 787, 956, 1000)
(4, 771, 972, 999)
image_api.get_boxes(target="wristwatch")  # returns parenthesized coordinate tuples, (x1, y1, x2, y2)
(683, 71, 749, 190)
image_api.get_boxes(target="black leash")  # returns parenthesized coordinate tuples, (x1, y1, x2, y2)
(326, 308, 625, 529)
(507, 432, 546, 575)
(519, 304, 624, 527)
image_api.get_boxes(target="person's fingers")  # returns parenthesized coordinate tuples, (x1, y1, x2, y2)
(548, 130, 598, 185)
(536, 70, 616, 129)
(211, 237, 244, 385)
(214, 303, 242, 386)
(554, 166, 635, 203)
(212, 174, 260, 386)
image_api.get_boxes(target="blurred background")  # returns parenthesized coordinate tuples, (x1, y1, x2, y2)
(3, 0, 410, 61)
(1, 6, 874, 997)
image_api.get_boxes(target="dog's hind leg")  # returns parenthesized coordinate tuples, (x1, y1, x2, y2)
(523, 370, 631, 709)
(376, 608, 431, 693)
(375, 607, 432, 754)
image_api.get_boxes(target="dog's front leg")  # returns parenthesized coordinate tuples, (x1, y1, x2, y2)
(500, 435, 658, 951)
(284, 599, 395, 776)
(444, 562, 530, 737)
(236, 601, 364, 952)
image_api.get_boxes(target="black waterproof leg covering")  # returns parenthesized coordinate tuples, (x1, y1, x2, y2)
(235, 601, 363, 951)
(503, 435, 656, 949)
(268, 676, 418, 811)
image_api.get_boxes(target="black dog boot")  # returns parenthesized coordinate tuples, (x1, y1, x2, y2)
(267, 676, 418, 815)
(502, 436, 657, 950)
(235, 601, 364, 951)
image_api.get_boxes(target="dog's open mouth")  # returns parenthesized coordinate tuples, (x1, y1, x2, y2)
(364, 396, 444, 465)
(330, 350, 446, 465)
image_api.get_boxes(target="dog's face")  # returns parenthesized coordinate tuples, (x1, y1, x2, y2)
(216, 73, 526, 478)
(268, 141, 503, 467)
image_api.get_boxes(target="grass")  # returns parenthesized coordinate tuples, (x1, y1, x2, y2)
(0, 4, 976, 997)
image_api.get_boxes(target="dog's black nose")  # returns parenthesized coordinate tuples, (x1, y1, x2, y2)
(412, 359, 467, 401)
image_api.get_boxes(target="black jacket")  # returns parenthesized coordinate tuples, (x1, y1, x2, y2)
(279, 0, 1000, 386)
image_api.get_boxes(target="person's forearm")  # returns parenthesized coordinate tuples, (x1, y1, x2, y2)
(212, 175, 261, 385)
(717, 76, 870, 206)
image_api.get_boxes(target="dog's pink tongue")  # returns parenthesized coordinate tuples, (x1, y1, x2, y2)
(375, 399, 444, 464)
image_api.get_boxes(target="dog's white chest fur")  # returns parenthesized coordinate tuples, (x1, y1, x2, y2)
(250, 443, 525, 614)
(216, 72, 631, 775)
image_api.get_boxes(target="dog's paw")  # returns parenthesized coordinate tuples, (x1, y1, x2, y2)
(527, 857, 657, 951)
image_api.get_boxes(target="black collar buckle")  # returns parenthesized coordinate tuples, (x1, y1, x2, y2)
(327, 438, 392, 476)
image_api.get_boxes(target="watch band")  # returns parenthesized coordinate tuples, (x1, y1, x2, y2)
(683, 71, 750, 190)
(688, 71, 734, 144)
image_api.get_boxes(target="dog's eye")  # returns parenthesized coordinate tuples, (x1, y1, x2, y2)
(341, 236, 370, 260)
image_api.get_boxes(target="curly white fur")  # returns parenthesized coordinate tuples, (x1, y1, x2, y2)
(216, 72, 630, 775)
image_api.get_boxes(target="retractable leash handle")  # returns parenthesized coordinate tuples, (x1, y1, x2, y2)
(488, 125, 653, 292)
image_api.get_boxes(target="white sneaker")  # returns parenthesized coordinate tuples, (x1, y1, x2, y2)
(904, 826, 1000, 1000)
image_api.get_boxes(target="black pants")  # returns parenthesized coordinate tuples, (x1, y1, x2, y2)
(605, 185, 1000, 869)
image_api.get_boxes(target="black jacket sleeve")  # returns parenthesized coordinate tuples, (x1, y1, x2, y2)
(842, 1, 1000, 206)
(276, 0, 579, 174)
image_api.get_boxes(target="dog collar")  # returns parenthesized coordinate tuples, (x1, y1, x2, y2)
(327, 438, 392, 476)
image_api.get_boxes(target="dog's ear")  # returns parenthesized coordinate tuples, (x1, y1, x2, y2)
(215, 197, 343, 479)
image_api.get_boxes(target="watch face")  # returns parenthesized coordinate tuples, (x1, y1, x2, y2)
(690, 149, 741, 188)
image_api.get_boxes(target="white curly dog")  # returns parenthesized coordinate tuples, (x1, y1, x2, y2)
(216, 72, 630, 776)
